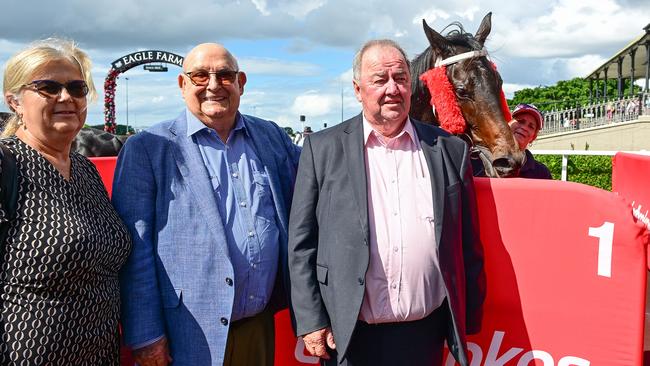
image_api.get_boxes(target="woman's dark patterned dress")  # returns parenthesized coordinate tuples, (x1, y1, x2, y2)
(0, 137, 132, 365)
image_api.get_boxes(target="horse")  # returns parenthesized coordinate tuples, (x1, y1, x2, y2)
(72, 127, 129, 157)
(409, 12, 524, 177)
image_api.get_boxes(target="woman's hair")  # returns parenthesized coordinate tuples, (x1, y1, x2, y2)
(2, 37, 97, 137)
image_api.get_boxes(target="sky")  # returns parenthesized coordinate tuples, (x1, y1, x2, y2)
(1, 0, 649, 132)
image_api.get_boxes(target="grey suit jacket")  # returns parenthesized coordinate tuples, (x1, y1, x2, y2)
(288, 114, 486, 365)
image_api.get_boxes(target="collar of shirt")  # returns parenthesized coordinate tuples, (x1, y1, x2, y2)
(185, 109, 248, 141)
(362, 114, 419, 148)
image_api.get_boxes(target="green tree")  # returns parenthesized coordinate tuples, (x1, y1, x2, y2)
(508, 77, 641, 112)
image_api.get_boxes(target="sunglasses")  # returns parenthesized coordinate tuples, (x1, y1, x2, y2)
(184, 70, 239, 87)
(23, 79, 89, 99)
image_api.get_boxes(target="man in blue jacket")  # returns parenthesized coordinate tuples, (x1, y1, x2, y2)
(112, 43, 300, 366)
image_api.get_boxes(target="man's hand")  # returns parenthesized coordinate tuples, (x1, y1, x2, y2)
(302, 327, 336, 360)
(132, 336, 173, 366)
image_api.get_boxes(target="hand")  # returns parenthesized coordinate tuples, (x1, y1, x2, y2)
(132, 336, 173, 366)
(302, 327, 336, 360)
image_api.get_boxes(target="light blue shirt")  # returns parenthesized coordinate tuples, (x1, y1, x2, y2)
(187, 110, 280, 322)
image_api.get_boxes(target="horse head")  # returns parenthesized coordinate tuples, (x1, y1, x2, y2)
(410, 12, 524, 178)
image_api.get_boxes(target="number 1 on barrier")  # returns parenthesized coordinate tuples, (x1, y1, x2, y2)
(588, 222, 614, 278)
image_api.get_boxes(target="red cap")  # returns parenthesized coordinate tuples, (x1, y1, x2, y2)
(513, 103, 543, 131)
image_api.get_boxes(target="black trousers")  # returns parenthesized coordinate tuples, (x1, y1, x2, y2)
(324, 301, 449, 366)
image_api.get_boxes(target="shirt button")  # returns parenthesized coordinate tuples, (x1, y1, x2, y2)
(393, 247, 399, 252)
(239, 201, 247, 207)
(248, 231, 255, 237)
(358, 277, 364, 285)
(221, 317, 229, 326)
(225, 277, 233, 286)
(391, 283, 397, 289)
(252, 263, 257, 269)
(249, 295, 255, 300)
(393, 212, 398, 216)
(232, 172, 239, 178)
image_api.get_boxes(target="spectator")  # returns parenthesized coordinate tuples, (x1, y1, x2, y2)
(0, 37, 131, 365)
(112, 43, 300, 366)
(288, 39, 485, 366)
(510, 104, 552, 179)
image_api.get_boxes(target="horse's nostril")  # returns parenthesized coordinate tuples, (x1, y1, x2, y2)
(492, 157, 520, 178)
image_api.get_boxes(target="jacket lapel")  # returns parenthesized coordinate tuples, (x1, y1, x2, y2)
(413, 121, 445, 247)
(342, 115, 370, 242)
(169, 113, 229, 257)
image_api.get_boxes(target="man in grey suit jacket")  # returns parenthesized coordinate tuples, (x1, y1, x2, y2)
(288, 40, 486, 366)
(113, 43, 300, 366)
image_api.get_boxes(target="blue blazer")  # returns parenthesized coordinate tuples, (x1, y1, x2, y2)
(112, 111, 300, 365)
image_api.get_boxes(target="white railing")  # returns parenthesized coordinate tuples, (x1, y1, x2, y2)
(537, 93, 650, 136)
(532, 150, 650, 181)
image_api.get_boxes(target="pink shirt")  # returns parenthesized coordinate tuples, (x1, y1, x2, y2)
(359, 116, 446, 324)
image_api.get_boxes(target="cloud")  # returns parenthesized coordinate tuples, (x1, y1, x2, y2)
(291, 92, 337, 117)
(502, 82, 537, 99)
(559, 54, 609, 78)
(239, 57, 321, 76)
(339, 68, 353, 83)
(493, 0, 649, 58)
(412, 8, 450, 25)
(2, 0, 648, 130)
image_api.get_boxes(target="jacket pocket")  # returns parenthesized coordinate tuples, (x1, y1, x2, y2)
(316, 264, 328, 286)
(161, 288, 183, 309)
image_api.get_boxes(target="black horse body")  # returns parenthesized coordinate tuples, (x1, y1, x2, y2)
(72, 128, 128, 157)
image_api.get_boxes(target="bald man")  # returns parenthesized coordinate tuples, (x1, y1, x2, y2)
(112, 43, 301, 366)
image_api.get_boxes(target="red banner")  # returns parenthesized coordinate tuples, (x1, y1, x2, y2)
(612, 152, 650, 362)
(91, 158, 649, 366)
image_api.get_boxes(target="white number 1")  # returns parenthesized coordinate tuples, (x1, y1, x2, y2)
(588, 222, 614, 278)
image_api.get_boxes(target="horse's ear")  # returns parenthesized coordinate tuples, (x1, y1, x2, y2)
(422, 19, 451, 55)
(475, 12, 492, 46)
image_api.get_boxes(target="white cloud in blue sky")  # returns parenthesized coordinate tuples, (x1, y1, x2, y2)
(1, 0, 649, 132)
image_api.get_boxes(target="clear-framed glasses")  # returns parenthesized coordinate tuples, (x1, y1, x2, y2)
(184, 70, 239, 86)
(22, 79, 89, 98)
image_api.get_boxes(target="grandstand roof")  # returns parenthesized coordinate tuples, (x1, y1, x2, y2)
(586, 23, 650, 80)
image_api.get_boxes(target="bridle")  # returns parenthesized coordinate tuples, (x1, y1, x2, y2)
(434, 48, 488, 67)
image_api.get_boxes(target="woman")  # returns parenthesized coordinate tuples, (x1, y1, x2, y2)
(509, 103, 552, 179)
(0, 38, 131, 364)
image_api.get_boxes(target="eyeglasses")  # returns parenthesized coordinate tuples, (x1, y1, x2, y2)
(22, 79, 89, 99)
(184, 70, 239, 86)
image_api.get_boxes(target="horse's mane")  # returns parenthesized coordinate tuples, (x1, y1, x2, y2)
(411, 22, 483, 97)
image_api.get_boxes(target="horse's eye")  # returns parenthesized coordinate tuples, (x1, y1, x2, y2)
(455, 87, 470, 99)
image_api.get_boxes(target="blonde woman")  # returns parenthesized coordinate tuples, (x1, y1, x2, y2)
(1, 38, 131, 364)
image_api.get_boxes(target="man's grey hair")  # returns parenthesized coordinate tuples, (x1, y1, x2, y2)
(352, 39, 410, 81)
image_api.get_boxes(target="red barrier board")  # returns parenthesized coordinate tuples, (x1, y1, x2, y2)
(612, 152, 650, 360)
(90, 158, 648, 366)
(451, 178, 647, 366)
(613, 152, 650, 238)
(91, 156, 118, 197)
